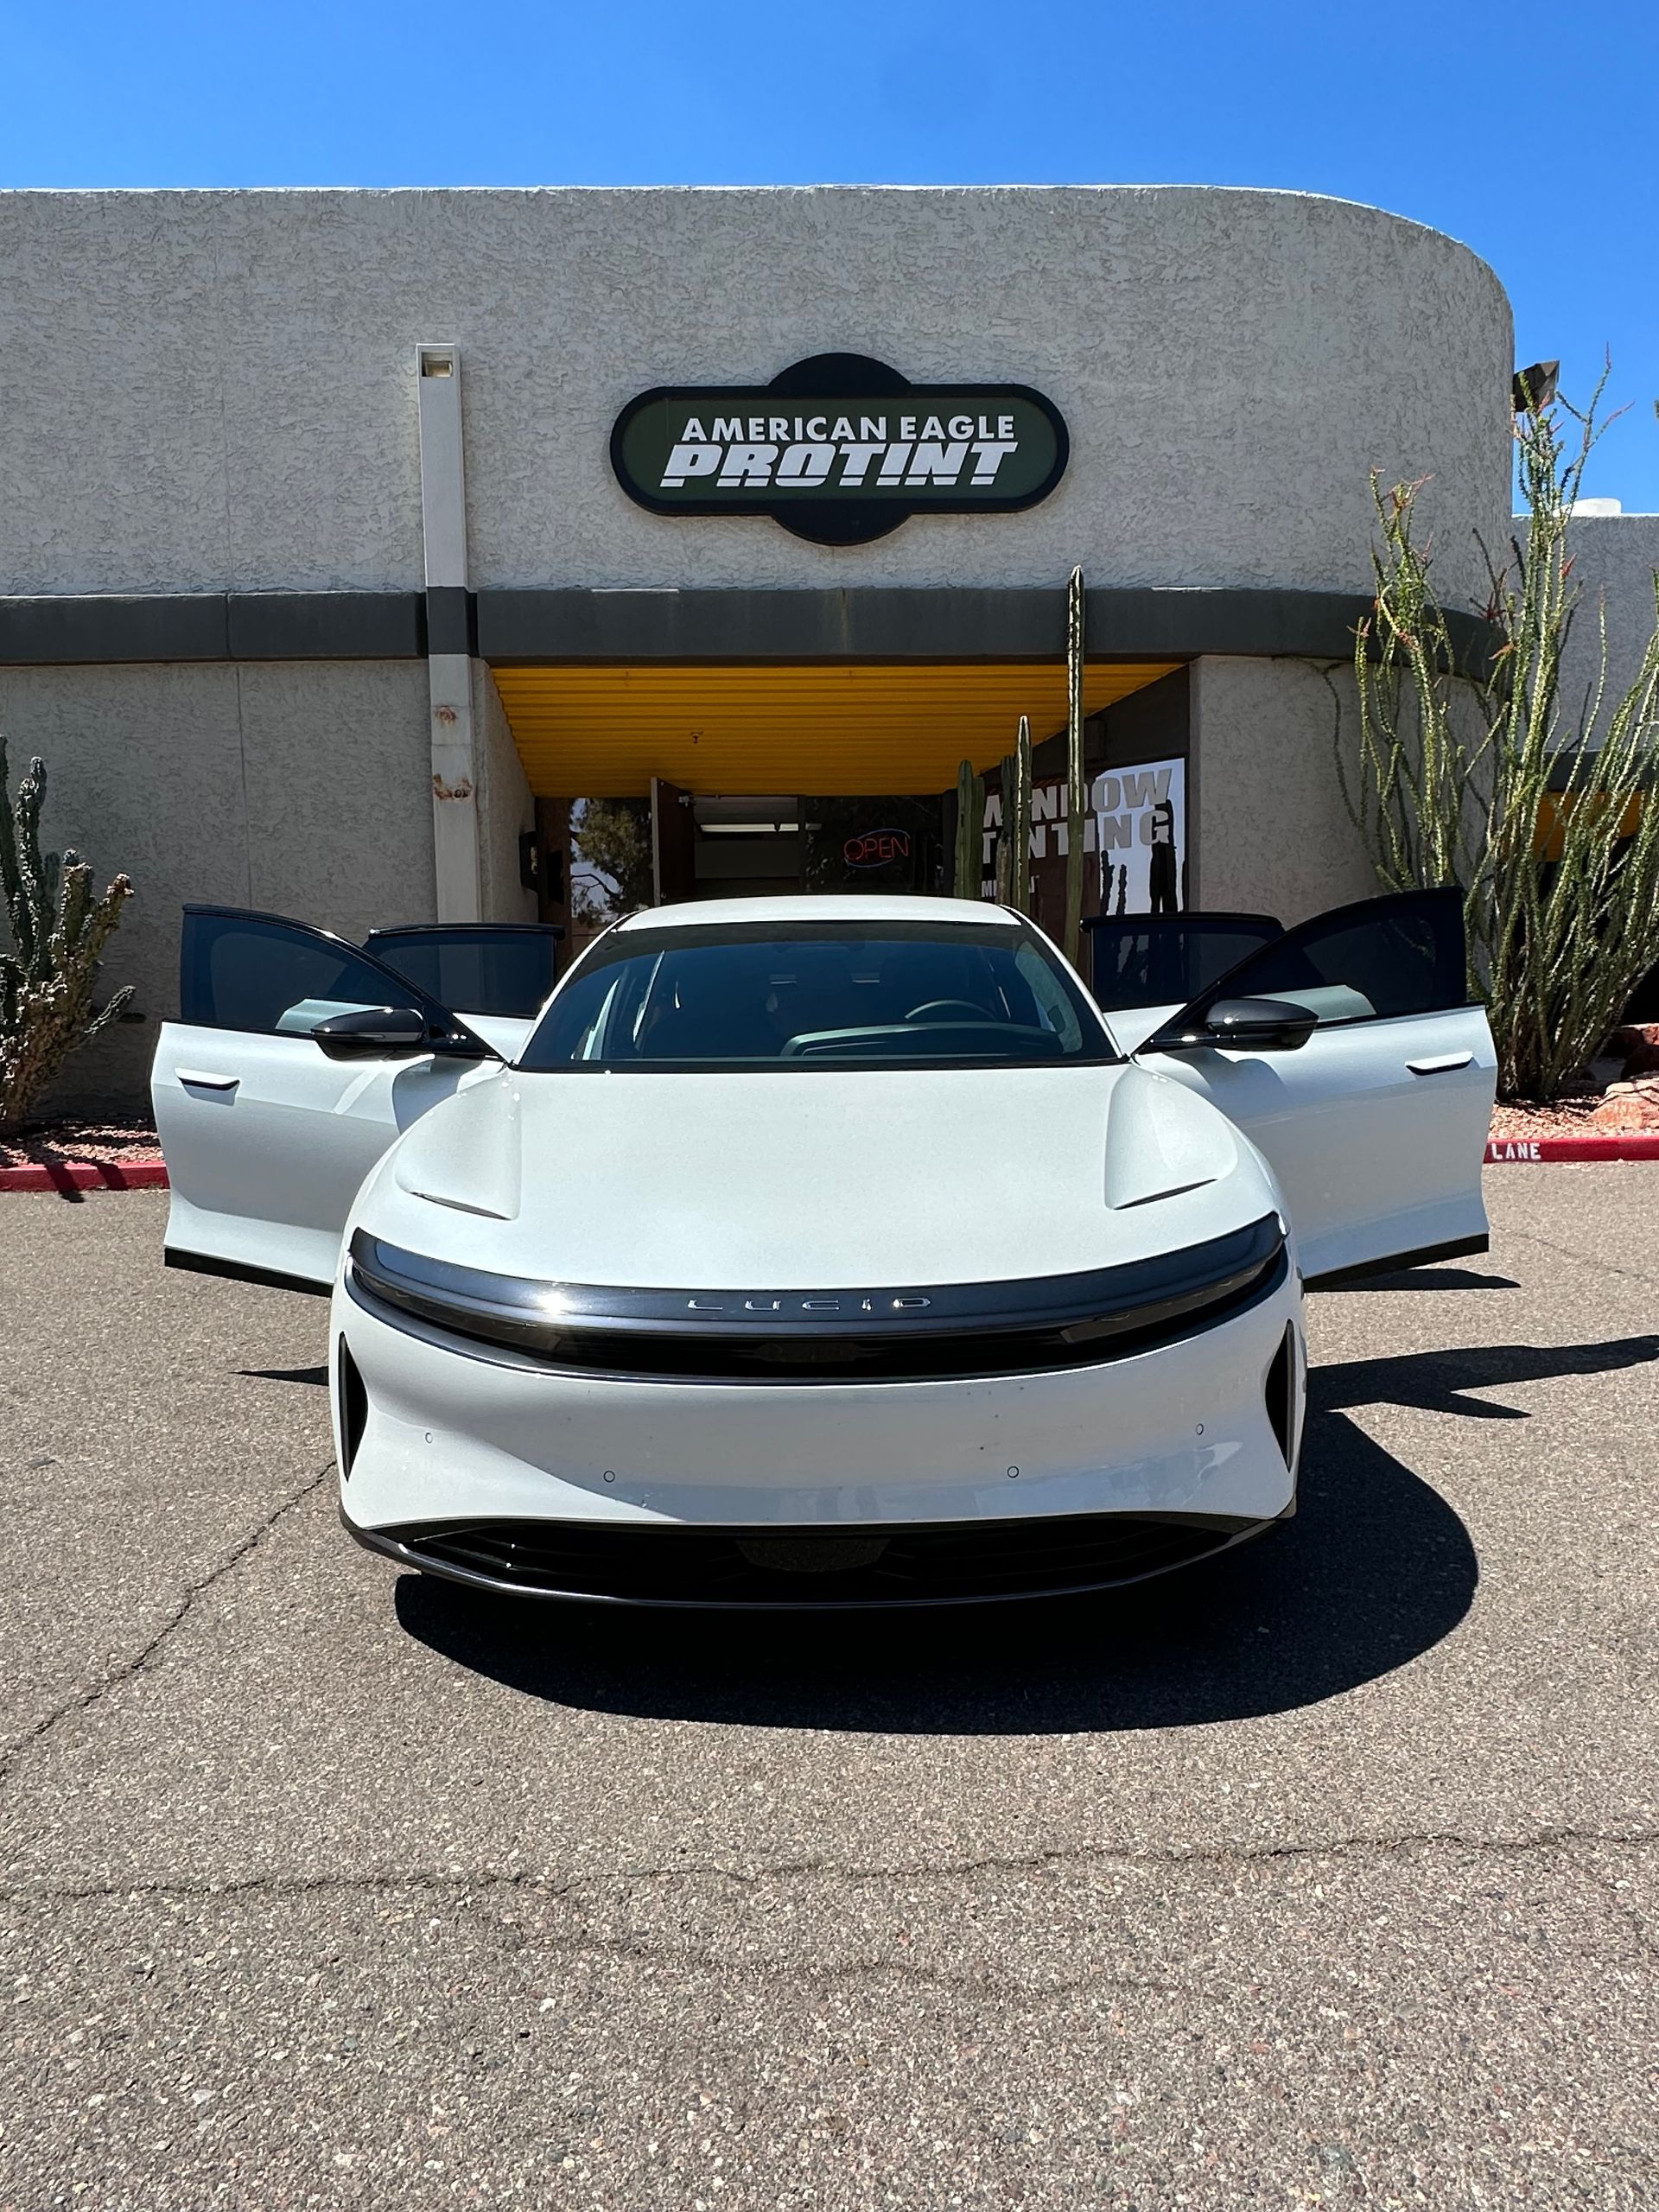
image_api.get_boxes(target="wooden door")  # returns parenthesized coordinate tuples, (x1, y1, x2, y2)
(651, 779, 697, 906)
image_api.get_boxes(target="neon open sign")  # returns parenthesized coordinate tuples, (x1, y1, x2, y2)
(843, 829, 912, 868)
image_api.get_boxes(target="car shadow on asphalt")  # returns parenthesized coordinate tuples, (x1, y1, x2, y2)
(391, 1332, 1659, 1737)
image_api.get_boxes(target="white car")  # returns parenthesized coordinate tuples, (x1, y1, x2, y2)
(152, 889, 1495, 1607)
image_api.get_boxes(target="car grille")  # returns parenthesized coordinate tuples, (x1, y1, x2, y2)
(346, 1215, 1287, 1384)
(369, 1511, 1262, 1606)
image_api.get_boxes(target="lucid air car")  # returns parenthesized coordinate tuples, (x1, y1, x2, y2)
(152, 888, 1495, 1606)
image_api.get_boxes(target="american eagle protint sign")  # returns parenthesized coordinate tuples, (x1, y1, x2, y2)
(610, 353, 1068, 545)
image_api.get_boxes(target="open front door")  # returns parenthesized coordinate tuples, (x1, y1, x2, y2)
(1084, 912, 1284, 1052)
(151, 908, 499, 1293)
(1124, 889, 1496, 1286)
(651, 778, 696, 906)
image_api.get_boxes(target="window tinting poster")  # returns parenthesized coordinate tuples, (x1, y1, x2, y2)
(983, 760, 1185, 919)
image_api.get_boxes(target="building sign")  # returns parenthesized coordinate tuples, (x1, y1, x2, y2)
(611, 353, 1068, 545)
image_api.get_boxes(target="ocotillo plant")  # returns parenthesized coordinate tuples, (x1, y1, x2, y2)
(0, 735, 134, 1135)
(1336, 374, 1659, 1099)
(1064, 566, 1086, 965)
(952, 757, 985, 899)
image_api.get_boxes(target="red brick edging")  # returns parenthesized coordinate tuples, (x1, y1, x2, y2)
(0, 1156, 168, 1192)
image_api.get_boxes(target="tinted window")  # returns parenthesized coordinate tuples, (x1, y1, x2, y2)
(1192, 888, 1467, 1027)
(364, 928, 562, 1019)
(181, 911, 429, 1035)
(518, 919, 1115, 1070)
(1085, 914, 1283, 1011)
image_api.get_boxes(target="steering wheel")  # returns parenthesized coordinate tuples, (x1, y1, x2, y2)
(905, 999, 991, 1024)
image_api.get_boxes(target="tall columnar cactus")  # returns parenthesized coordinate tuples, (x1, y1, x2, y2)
(0, 736, 134, 1136)
(1012, 715, 1033, 915)
(952, 757, 985, 899)
(1064, 565, 1086, 965)
(993, 718, 1035, 914)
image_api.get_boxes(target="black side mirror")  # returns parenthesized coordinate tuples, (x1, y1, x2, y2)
(312, 1006, 430, 1059)
(1149, 995, 1319, 1054)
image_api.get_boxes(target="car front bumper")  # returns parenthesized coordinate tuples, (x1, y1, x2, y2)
(331, 1244, 1304, 1605)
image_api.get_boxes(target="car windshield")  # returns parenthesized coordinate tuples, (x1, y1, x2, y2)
(517, 918, 1116, 1070)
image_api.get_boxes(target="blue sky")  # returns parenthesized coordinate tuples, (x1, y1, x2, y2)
(7, 0, 1657, 511)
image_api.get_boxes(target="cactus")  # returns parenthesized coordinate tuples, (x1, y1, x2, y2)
(952, 757, 985, 899)
(993, 757, 1014, 906)
(1011, 715, 1033, 915)
(992, 721, 1035, 915)
(0, 735, 134, 1136)
(1064, 565, 1086, 964)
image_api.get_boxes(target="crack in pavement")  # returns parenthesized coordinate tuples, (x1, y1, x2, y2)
(0, 1457, 334, 1779)
(7, 1821, 1656, 1908)
(1503, 1223, 1659, 1294)
(1563, 1845, 1659, 1968)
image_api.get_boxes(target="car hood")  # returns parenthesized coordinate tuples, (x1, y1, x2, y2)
(362, 1060, 1272, 1290)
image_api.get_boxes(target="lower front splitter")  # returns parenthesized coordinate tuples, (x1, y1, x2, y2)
(344, 1504, 1280, 1609)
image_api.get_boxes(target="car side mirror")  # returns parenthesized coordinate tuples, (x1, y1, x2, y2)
(1148, 995, 1319, 1054)
(312, 1006, 430, 1059)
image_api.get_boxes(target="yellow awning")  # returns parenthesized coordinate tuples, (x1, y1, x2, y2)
(491, 661, 1181, 798)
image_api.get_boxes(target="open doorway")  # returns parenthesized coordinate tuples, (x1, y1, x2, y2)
(654, 790, 949, 905)
(497, 658, 1190, 967)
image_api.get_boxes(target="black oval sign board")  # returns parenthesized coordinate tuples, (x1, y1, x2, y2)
(610, 353, 1068, 545)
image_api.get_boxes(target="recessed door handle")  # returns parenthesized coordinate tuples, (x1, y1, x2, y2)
(177, 1069, 239, 1092)
(1408, 1052, 1474, 1076)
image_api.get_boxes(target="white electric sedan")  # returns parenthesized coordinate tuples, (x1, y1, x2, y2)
(152, 889, 1494, 1607)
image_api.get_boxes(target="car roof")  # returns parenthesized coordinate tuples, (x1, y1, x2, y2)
(612, 895, 1013, 932)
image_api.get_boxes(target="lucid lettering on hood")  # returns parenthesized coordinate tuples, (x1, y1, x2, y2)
(660, 413, 1021, 493)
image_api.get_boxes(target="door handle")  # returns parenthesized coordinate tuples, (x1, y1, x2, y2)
(1407, 1052, 1473, 1076)
(176, 1069, 240, 1092)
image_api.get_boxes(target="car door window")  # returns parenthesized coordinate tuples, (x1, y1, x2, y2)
(361, 926, 563, 1019)
(181, 909, 451, 1039)
(1174, 888, 1468, 1033)
(1084, 913, 1284, 1012)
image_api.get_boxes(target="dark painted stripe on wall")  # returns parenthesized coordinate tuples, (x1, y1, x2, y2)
(0, 593, 425, 664)
(477, 586, 1496, 671)
(0, 586, 1496, 673)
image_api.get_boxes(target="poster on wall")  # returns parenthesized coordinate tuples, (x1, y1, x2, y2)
(1090, 759, 1185, 916)
(982, 758, 1185, 923)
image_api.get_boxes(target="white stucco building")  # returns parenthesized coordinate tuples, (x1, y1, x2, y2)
(0, 182, 1563, 1110)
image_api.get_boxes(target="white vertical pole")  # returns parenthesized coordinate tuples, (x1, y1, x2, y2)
(416, 344, 481, 924)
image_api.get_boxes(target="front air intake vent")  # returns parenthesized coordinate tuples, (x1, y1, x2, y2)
(1265, 1323, 1295, 1467)
(337, 1338, 369, 1479)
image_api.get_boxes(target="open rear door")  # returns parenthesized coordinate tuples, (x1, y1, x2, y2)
(651, 778, 696, 906)
(361, 923, 564, 1058)
(1126, 889, 1496, 1285)
(151, 908, 499, 1293)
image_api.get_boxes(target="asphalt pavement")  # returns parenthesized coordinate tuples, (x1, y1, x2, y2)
(2, 1172, 1656, 2209)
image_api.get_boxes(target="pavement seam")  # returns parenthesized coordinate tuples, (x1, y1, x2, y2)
(0, 1456, 334, 1780)
(6, 1822, 1656, 1904)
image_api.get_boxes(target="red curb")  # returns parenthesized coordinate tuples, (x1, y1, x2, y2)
(0, 1157, 168, 1193)
(1485, 1134, 1659, 1162)
(3, 1140, 1656, 1191)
